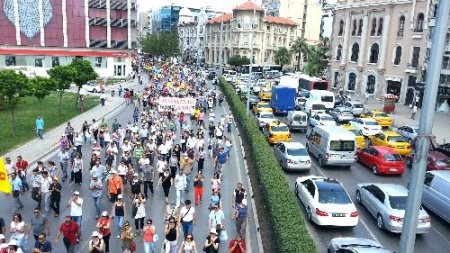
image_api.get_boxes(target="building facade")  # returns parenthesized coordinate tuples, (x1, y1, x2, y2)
(205, 1, 297, 66)
(328, 0, 429, 103)
(0, 0, 138, 77)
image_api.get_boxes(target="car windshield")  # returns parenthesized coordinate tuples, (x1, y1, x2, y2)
(318, 187, 352, 204)
(272, 126, 289, 132)
(330, 140, 355, 151)
(435, 159, 450, 167)
(287, 148, 309, 156)
(389, 196, 407, 210)
(352, 104, 364, 108)
(387, 136, 408, 142)
(349, 130, 361, 136)
(375, 112, 389, 117)
(322, 116, 334, 121)
(312, 104, 326, 110)
(322, 96, 334, 102)
(384, 154, 403, 161)
(260, 114, 275, 119)
(364, 121, 379, 126)
(293, 115, 305, 121)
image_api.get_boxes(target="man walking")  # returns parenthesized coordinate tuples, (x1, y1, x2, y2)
(10, 172, 24, 213)
(15, 156, 29, 191)
(40, 171, 53, 215)
(232, 183, 247, 209)
(174, 170, 187, 208)
(90, 175, 103, 219)
(49, 176, 62, 217)
(57, 149, 70, 182)
(36, 115, 44, 140)
(55, 216, 79, 253)
(29, 208, 51, 242)
(67, 191, 83, 230)
(30, 169, 42, 209)
(142, 164, 155, 198)
(178, 200, 196, 237)
(65, 122, 75, 147)
(233, 199, 248, 237)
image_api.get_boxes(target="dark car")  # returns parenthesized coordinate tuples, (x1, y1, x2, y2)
(241, 94, 260, 109)
(334, 94, 343, 107)
(406, 151, 450, 170)
(433, 143, 450, 157)
(207, 71, 217, 80)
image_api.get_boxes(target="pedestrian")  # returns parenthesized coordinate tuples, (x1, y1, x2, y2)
(142, 219, 156, 253)
(158, 168, 172, 204)
(55, 216, 79, 253)
(97, 211, 111, 253)
(214, 147, 227, 176)
(33, 233, 52, 253)
(39, 171, 52, 215)
(90, 176, 103, 219)
(74, 132, 83, 155)
(411, 104, 418, 120)
(49, 176, 62, 217)
(142, 164, 155, 198)
(232, 183, 247, 209)
(67, 191, 83, 231)
(29, 208, 50, 242)
(233, 199, 248, 238)
(10, 172, 24, 212)
(163, 217, 179, 253)
(210, 189, 221, 209)
(130, 173, 143, 197)
(65, 122, 75, 146)
(178, 200, 196, 237)
(6, 240, 23, 253)
(211, 172, 221, 193)
(112, 194, 127, 238)
(47, 161, 58, 179)
(193, 171, 204, 206)
(180, 233, 198, 253)
(100, 93, 106, 106)
(174, 170, 187, 208)
(208, 205, 225, 232)
(30, 169, 42, 210)
(180, 156, 194, 193)
(120, 221, 135, 253)
(203, 229, 220, 253)
(57, 149, 70, 182)
(90, 159, 106, 181)
(196, 147, 206, 172)
(228, 234, 246, 253)
(108, 170, 123, 203)
(9, 213, 27, 251)
(0, 234, 6, 252)
(15, 156, 29, 191)
(36, 115, 44, 140)
(132, 193, 146, 236)
(0, 216, 4, 235)
(88, 231, 105, 253)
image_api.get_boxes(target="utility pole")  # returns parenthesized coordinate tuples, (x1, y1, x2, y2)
(246, 6, 257, 115)
(218, 7, 224, 77)
(399, 2, 450, 253)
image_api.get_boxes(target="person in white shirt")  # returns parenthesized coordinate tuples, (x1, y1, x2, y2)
(208, 205, 225, 231)
(122, 141, 132, 154)
(106, 142, 119, 167)
(67, 191, 83, 229)
(178, 200, 196, 237)
(174, 171, 187, 208)
(186, 136, 197, 150)
(74, 132, 84, 155)
(40, 171, 53, 215)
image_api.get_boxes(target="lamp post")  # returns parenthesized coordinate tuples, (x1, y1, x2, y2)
(246, 6, 257, 115)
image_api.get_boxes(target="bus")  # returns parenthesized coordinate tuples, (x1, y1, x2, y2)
(297, 74, 329, 91)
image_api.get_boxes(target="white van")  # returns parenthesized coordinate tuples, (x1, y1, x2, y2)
(306, 125, 356, 168)
(286, 111, 308, 132)
(308, 90, 335, 109)
(302, 100, 327, 116)
(422, 171, 450, 223)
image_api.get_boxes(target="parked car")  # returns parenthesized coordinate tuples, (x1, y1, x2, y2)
(256, 112, 277, 128)
(328, 237, 393, 253)
(356, 146, 405, 175)
(350, 118, 382, 136)
(328, 107, 354, 123)
(422, 171, 450, 223)
(274, 142, 311, 171)
(396, 125, 420, 142)
(433, 143, 450, 157)
(295, 176, 359, 227)
(406, 151, 450, 170)
(368, 131, 412, 156)
(355, 183, 431, 233)
(309, 113, 337, 127)
(82, 82, 105, 93)
(342, 101, 365, 116)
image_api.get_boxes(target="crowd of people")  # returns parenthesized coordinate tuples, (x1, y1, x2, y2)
(1, 62, 249, 253)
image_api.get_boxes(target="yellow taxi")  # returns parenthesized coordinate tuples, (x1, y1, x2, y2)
(368, 130, 412, 155)
(259, 87, 272, 101)
(262, 121, 292, 144)
(361, 109, 393, 127)
(253, 102, 273, 114)
(341, 124, 366, 149)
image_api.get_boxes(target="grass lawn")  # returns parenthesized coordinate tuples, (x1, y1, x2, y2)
(0, 92, 97, 155)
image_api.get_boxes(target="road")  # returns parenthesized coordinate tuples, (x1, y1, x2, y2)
(1, 80, 260, 253)
(281, 126, 450, 253)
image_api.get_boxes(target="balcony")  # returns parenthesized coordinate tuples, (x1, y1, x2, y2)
(411, 32, 423, 39)
(89, 0, 136, 11)
(405, 63, 418, 74)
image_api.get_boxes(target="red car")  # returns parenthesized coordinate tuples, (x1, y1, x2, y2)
(406, 151, 450, 170)
(356, 146, 405, 175)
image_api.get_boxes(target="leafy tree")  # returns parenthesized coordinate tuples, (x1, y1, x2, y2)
(47, 65, 76, 115)
(302, 38, 330, 77)
(228, 55, 250, 67)
(0, 70, 29, 137)
(28, 76, 57, 112)
(274, 47, 292, 70)
(140, 31, 181, 59)
(290, 37, 309, 71)
(70, 58, 98, 108)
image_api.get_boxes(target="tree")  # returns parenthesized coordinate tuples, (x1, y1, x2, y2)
(302, 38, 330, 77)
(28, 76, 57, 113)
(274, 47, 292, 70)
(290, 37, 309, 71)
(140, 31, 181, 59)
(0, 70, 29, 137)
(47, 65, 75, 115)
(228, 55, 250, 67)
(70, 58, 98, 108)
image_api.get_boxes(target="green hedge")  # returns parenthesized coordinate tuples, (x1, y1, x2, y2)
(219, 78, 316, 252)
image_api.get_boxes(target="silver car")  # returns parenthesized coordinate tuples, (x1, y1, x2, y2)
(257, 112, 277, 128)
(328, 237, 393, 253)
(274, 142, 311, 171)
(396, 125, 419, 142)
(343, 101, 365, 116)
(329, 107, 354, 123)
(356, 183, 431, 234)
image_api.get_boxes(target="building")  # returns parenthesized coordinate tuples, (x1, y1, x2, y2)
(205, 1, 297, 66)
(262, 0, 323, 43)
(319, 0, 337, 39)
(328, 0, 429, 103)
(0, 0, 138, 78)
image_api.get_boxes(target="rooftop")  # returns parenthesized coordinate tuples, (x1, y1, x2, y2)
(265, 16, 297, 26)
(233, 1, 264, 12)
(207, 13, 233, 24)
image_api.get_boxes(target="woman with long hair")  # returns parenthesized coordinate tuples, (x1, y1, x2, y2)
(142, 219, 156, 253)
(159, 168, 172, 204)
(164, 217, 179, 253)
(112, 194, 126, 238)
(120, 220, 134, 253)
(72, 153, 83, 185)
(179, 233, 198, 253)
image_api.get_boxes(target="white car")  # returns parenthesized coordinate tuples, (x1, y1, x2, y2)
(257, 112, 277, 128)
(350, 118, 382, 136)
(82, 83, 105, 93)
(273, 142, 311, 171)
(396, 125, 420, 142)
(309, 113, 337, 127)
(295, 176, 359, 227)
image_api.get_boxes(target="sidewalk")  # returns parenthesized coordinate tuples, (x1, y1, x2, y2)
(352, 94, 450, 144)
(3, 80, 139, 165)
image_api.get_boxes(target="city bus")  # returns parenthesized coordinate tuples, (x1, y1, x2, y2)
(297, 74, 330, 91)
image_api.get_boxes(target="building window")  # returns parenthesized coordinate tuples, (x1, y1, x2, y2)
(95, 57, 102, 68)
(333, 71, 339, 88)
(336, 44, 342, 61)
(442, 56, 450, 69)
(398, 15, 405, 37)
(394, 46, 402, 65)
(350, 43, 359, 62)
(348, 73, 356, 91)
(433, 4, 438, 18)
(411, 46, 420, 68)
(369, 43, 380, 63)
(35, 58, 43, 67)
(415, 13, 424, 32)
(338, 20, 344, 36)
(52, 57, 60, 67)
(370, 18, 377, 36)
(352, 19, 357, 36)
(5, 56, 16, 66)
(377, 17, 383, 36)
(367, 75, 375, 94)
(357, 19, 363, 36)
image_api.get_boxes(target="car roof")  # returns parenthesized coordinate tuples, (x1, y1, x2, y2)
(371, 184, 408, 196)
(360, 118, 378, 123)
(427, 170, 450, 182)
(370, 146, 397, 154)
(268, 121, 288, 127)
(280, 142, 306, 149)
(330, 237, 388, 252)
(382, 130, 401, 136)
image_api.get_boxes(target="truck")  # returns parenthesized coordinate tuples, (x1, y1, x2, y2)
(270, 86, 296, 115)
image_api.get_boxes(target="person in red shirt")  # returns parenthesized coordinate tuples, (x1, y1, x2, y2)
(97, 211, 112, 253)
(55, 216, 79, 253)
(228, 234, 246, 253)
(15, 156, 29, 191)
